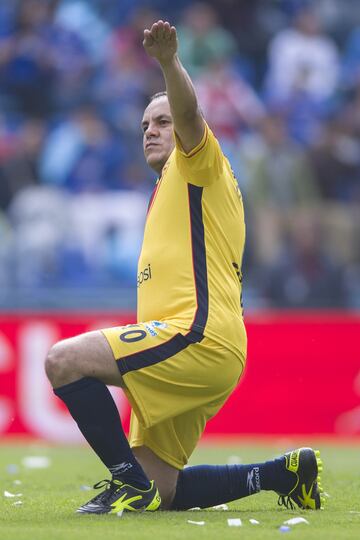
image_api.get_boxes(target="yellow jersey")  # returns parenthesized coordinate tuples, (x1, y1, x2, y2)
(137, 123, 247, 362)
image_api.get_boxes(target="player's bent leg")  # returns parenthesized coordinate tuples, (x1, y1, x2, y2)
(45, 330, 156, 510)
(133, 446, 179, 509)
(45, 330, 124, 388)
(170, 447, 324, 511)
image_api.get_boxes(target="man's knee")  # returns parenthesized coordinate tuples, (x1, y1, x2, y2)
(45, 331, 123, 388)
(45, 339, 79, 387)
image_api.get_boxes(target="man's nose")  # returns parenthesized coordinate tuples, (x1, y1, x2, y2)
(146, 123, 159, 138)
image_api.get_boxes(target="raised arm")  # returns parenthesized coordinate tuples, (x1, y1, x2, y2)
(143, 20, 205, 154)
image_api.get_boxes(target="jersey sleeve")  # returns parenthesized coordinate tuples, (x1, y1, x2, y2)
(174, 123, 224, 187)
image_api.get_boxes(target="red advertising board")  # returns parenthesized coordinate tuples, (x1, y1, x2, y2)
(0, 312, 359, 441)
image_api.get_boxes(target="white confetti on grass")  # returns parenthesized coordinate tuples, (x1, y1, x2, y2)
(187, 520, 205, 526)
(80, 485, 92, 491)
(4, 491, 22, 498)
(211, 504, 228, 511)
(227, 518, 242, 527)
(283, 517, 309, 526)
(12, 501, 23, 506)
(116, 510, 123, 518)
(22, 456, 51, 469)
(187, 507, 201, 511)
(249, 518, 260, 525)
(13, 480, 22, 485)
(349, 511, 360, 514)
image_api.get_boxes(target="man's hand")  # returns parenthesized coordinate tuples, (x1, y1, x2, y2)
(143, 20, 178, 65)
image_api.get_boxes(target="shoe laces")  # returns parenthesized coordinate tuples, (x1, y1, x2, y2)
(91, 479, 124, 505)
(278, 495, 296, 510)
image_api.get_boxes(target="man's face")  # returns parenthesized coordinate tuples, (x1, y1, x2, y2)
(142, 96, 175, 174)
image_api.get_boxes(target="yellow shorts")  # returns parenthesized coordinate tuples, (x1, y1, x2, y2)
(102, 321, 244, 469)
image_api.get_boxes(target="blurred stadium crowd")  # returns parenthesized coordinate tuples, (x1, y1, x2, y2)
(0, 0, 359, 309)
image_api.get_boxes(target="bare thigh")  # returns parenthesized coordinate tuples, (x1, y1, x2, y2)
(45, 330, 124, 388)
(133, 446, 179, 510)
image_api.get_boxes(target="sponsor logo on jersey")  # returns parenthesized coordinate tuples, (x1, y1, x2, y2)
(137, 263, 152, 288)
(144, 324, 157, 337)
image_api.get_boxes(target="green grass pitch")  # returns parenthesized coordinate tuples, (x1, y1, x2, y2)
(1, 440, 359, 540)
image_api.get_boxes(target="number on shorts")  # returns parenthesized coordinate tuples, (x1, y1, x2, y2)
(119, 329, 147, 343)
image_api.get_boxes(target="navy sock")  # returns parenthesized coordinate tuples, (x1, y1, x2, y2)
(171, 459, 294, 510)
(54, 377, 150, 490)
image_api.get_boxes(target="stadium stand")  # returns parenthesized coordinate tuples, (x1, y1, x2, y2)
(0, 0, 359, 309)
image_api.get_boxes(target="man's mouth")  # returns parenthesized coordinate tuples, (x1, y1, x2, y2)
(146, 142, 159, 150)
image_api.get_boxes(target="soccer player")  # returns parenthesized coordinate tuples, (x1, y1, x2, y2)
(45, 20, 324, 514)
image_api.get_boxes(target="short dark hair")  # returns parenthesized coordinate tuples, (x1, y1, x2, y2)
(148, 90, 205, 118)
(149, 91, 167, 103)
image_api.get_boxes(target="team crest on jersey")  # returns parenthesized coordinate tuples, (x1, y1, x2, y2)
(144, 320, 168, 337)
(150, 321, 168, 329)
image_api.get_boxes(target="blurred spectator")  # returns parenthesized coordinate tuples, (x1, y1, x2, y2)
(0, 0, 56, 116)
(55, 0, 110, 63)
(205, 0, 291, 90)
(269, 89, 328, 146)
(242, 113, 318, 266)
(309, 113, 360, 202)
(262, 6, 341, 146)
(41, 105, 127, 192)
(261, 210, 347, 308)
(206, 0, 261, 41)
(177, 2, 237, 77)
(244, 113, 318, 209)
(265, 6, 339, 102)
(94, 7, 160, 135)
(342, 26, 360, 91)
(0, 118, 45, 210)
(0, 0, 92, 116)
(195, 56, 265, 180)
(196, 58, 265, 142)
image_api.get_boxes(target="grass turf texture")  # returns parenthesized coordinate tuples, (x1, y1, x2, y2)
(1, 441, 359, 540)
